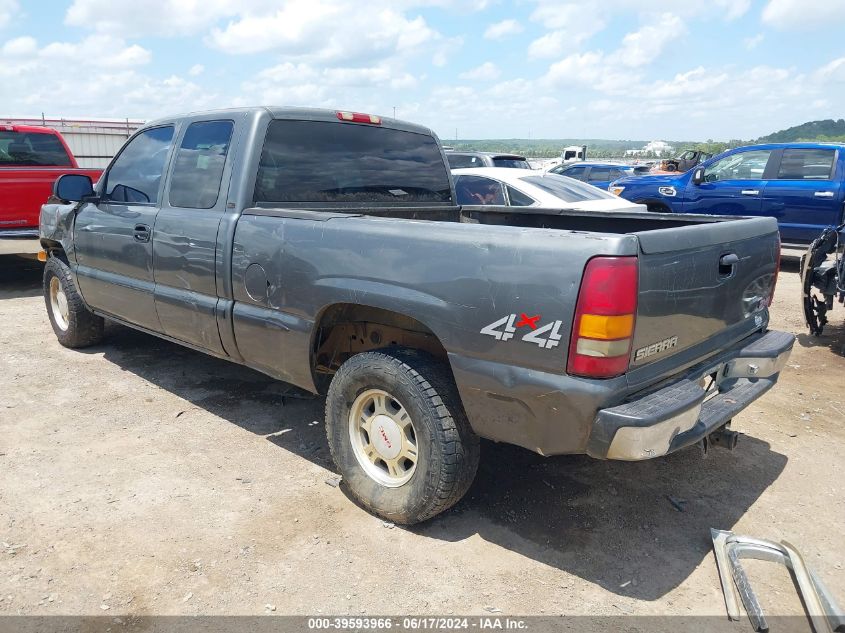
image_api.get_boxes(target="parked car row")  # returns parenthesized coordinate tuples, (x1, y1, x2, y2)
(445, 143, 845, 247)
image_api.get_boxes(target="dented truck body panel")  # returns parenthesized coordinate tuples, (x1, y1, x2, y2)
(41, 106, 793, 458)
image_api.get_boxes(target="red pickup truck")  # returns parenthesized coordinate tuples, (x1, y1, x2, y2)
(0, 125, 102, 237)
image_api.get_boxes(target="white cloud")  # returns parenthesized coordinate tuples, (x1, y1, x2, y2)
(188, 63, 204, 76)
(744, 33, 764, 50)
(65, 0, 241, 36)
(207, 1, 439, 64)
(2, 35, 35, 55)
(484, 19, 522, 40)
(243, 60, 418, 108)
(712, 0, 751, 21)
(528, 31, 569, 59)
(0, 35, 150, 76)
(39, 36, 151, 68)
(529, 2, 606, 53)
(815, 57, 845, 82)
(762, 0, 845, 29)
(0, 0, 18, 29)
(613, 13, 685, 68)
(0, 34, 176, 118)
(543, 51, 604, 85)
(646, 67, 730, 99)
(459, 62, 500, 81)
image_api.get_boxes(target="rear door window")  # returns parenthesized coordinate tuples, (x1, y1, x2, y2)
(506, 185, 536, 206)
(0, 131, 73, 167)
(454, 175, 506, 205)
(169, 120, 234, 209)
(106, 126, 175, 204)
(588, 167, 612, 182)
(255, 120, 452, 204)
(559, 165, 587, 181)
(776, 149, 836, 180)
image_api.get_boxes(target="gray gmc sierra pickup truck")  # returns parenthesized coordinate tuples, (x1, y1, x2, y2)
(39, 106, 794, 524)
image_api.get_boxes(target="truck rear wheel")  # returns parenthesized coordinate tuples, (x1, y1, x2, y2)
(325, 348, 479, 524)
(43, 256, 104, 348)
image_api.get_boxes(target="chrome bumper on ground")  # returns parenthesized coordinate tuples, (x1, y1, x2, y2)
(590, 330, 795, 461)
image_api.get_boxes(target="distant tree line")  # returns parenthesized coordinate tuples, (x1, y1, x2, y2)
(449, 120, 845, 159)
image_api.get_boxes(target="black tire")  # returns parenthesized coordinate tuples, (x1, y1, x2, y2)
(325, 348, 480, 525)
(43, 256, 104, 348)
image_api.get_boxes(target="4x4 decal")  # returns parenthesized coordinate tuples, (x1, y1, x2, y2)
(480, 313, 565, 349)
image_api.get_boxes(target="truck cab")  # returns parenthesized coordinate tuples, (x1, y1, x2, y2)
(610, 143, 845, 247)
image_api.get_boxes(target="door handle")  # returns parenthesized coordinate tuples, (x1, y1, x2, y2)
(740, 190, 760, 196)
(133, 224, 151, 243)
(814, 191, 835, 198)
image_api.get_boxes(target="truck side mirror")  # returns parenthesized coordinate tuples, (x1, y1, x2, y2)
(54, 173, 94, 202)
(692, 167, 705, 185)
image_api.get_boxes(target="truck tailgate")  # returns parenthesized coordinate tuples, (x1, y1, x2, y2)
(630, 217, 780, 376)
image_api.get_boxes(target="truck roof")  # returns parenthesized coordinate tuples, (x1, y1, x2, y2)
(740, 141, 845, 151)
(445, 150, 527, 160)
(142, 106, 436, 138)
(0, 124, 64, 136)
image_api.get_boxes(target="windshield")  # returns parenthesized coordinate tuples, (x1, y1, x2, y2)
(492, 157, 531, 169)
(0, 131, 73, 167)
(521, 174, 616, 202)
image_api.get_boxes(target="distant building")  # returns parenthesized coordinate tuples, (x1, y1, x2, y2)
(626, 140, 674, 157)
(0, 116, 145, 168)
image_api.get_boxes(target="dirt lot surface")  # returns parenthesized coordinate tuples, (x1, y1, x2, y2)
(1, 239, 843, 620)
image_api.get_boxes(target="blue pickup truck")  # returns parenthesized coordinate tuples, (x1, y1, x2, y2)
(609, 143, 845, 246)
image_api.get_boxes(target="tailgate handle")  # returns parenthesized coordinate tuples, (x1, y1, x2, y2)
(719, 253, 739, 276)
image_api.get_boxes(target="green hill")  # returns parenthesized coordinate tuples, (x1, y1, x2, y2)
(757, 119, 845, 143)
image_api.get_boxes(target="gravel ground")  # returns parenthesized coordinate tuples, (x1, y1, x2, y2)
(0, 239, 843, 620)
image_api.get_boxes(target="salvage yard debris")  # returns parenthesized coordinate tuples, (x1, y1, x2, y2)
(711, 528, 845, 632)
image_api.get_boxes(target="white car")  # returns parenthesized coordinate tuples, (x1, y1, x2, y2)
(451, 167, 645, 212)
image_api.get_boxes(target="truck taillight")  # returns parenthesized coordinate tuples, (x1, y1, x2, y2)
(768, 237, 781, 307)
(567, 256, 638, 378)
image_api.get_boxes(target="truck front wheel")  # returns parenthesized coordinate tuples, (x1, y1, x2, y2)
(325, 349, 480, 524)
(43, 257, 104, 348)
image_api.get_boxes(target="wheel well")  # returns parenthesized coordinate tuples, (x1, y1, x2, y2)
(40, 239, 68, 264)
(312, 304, 448, 378)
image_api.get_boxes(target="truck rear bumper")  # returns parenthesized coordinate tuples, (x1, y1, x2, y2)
(587, 330, 794, 461)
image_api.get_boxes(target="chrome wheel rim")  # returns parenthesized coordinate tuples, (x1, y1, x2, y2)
(49, 276, 69, 331)
(348, 388, 418, 487)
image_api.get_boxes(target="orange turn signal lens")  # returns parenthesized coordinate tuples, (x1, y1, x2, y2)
(578, 313, 634, 340)
(37, 250, 47, 262)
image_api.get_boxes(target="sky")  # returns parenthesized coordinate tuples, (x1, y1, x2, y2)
(1, 0, 844, 141)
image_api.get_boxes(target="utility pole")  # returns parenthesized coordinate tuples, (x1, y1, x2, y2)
(393, 106, 397, 120)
